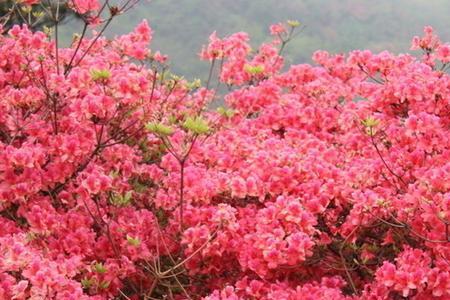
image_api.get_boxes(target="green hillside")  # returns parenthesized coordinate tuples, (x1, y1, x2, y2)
(62, 0, 450, 79)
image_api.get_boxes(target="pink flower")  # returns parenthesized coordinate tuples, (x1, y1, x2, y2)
(71, 0, 100, 14)
(437, 44, 450, 62)
(269, 23, 286, 36)
(1, 7, 450, 298)
(21, 0, 39, 5)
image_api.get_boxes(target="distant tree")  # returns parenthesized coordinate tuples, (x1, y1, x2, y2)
(0, 0, 74, 32)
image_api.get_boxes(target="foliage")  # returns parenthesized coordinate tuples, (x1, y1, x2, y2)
(1, 1, 450, 299)
(0, 0, 74, 32)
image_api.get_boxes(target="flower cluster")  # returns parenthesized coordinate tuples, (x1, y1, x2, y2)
(1, 2, 450, 299)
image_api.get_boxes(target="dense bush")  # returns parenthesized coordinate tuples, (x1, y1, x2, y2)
(1, 1, 450, 299)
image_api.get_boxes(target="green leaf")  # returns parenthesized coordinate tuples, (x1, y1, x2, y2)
(361, 117, 380, 128)
(98, 280, 110, 289)
(169, 73, 184, 82)
(145, 122, 175, 136)
(21, 6, 32, 13)
(243, 64, 265, 75)
(168, 115, 178, 125)
(32, 11, 45, 18)
(109, 192, 132, 207)
(90, 69, 111, 81)
(126, 235, 141, 247)
(109, 170, 120, 179)
(287, 20, 301, 27)
(43, 26, 54, 37)
(217, 106, 235, 118)
(25, 231, 37, 242)
(376, 199, 388, 207)
(186, 78, 202, 90)
(123, 191, 132, 203)
(93, 262, 107, 274)
(81, 277, 94, 289)
(183, 116, 210, 135)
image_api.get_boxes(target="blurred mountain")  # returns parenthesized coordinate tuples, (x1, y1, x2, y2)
(62, 0, 450, 79)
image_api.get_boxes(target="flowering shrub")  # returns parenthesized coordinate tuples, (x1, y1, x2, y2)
(1, 1, 450, 299)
